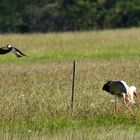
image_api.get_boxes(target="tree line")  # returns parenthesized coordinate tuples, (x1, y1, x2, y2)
(0, 0, 140, 33)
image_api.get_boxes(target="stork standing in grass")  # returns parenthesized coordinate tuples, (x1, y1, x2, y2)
(102, 80, 140, 116)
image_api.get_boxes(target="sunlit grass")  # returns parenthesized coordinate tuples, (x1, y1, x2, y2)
(1, 60, 140, 131)
(0, 28, 140, 63)
(1, 28, 140, 139)
(1, 126, 140, 140)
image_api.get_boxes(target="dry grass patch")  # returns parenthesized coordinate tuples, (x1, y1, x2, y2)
(1, 59, 140, 127)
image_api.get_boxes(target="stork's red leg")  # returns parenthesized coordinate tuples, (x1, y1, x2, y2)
(134, 92, 140, 107)
(123, 98, 135, 117)
(114, 99, 119, 113)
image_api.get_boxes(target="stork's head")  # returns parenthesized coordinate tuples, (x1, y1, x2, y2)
(7, 44, 12, 48)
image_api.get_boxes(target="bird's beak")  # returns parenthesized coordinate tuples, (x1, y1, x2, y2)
(134, 91, 140, 107)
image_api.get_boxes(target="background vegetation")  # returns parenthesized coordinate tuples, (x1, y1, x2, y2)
(1, 0, 140, 32)
(1, 28, 140, 139)
(1, 1, 140, 139)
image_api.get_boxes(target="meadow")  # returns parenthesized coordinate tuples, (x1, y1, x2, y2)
(1, 28, 140, 139)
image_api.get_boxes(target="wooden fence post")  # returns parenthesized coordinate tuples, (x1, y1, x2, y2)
(71, 60, 76, 110)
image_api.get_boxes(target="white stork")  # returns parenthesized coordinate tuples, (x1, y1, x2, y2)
(102, 80, 140, 116)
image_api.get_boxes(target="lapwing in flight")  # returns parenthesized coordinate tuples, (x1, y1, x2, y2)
(0, 44, 27, 58)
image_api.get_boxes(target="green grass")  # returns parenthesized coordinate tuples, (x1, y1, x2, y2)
(1, 28, 140, 139)
(1, 126, 140, 140)
(1, 28, 140, 63)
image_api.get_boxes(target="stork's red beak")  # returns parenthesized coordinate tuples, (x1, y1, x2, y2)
(134, 92, 140, 107)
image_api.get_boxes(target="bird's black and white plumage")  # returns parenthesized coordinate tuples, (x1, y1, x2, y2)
(0, 44, 27, 58)
(103, 80, 138, 104)
(103, 80, 140, 116)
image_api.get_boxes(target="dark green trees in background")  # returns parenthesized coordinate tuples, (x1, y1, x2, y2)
(1, 0, 140, 33)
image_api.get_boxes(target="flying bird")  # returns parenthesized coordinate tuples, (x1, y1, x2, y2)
(0, 44, 27, 58)
(102, 80, 140, 116)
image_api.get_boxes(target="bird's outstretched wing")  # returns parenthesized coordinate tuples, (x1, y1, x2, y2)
(11, 47, 28, 58)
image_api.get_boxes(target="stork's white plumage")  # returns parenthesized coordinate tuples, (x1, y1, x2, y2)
(128, 86, 137, 104)
(103, 80, 140, 116)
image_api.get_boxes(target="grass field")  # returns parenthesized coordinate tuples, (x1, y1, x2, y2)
(1, 28, 140, 139)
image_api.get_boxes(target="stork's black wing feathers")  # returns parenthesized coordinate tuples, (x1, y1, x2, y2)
(113, 81, 127, 94)
(103, 80, 127, 96)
